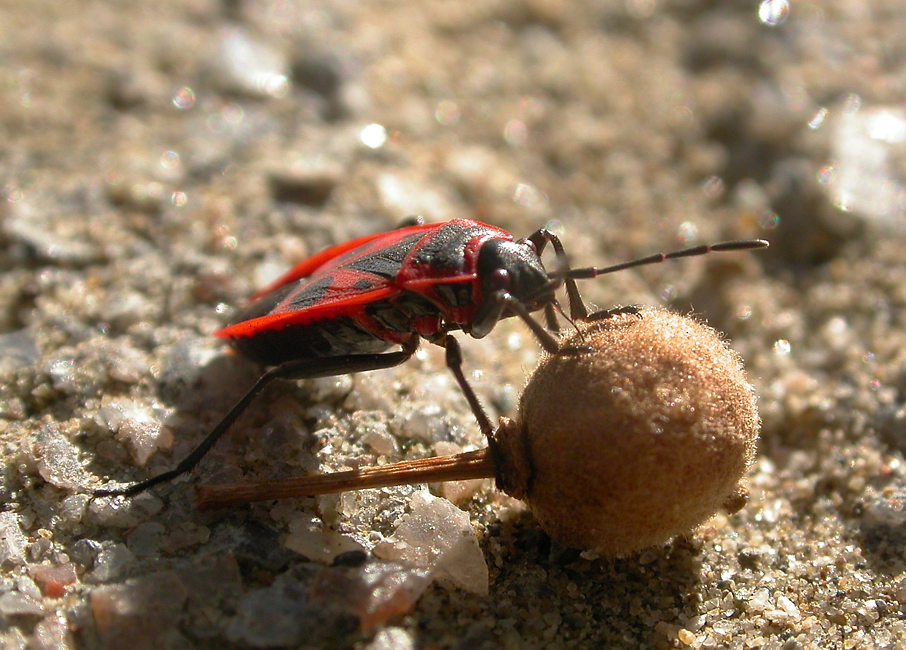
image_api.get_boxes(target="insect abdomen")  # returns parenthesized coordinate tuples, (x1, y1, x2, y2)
(229, 315, 392, 366)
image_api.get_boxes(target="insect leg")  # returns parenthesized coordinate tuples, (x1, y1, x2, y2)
(526, 228, 589, 320)
(506, 292, 596, 355)
(443, 335, 494, 440)
(93, 341, 418, 498)
(586, 305, 643, 321)
(543, 302, 560, 332)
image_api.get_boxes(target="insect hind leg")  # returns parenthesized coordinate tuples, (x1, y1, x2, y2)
(93, 340, 419, 498)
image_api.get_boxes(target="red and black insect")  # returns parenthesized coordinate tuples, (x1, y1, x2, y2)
(94, 218, 767, 497)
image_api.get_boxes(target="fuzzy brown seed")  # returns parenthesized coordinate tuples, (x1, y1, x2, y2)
(497, 307, 759, 556)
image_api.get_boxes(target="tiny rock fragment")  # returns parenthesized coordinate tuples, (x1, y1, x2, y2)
(373, 491, 488, 596)
(125, 522, 166, 557)
(309, 561, 433, 632)
(362, 427, 399, 457)
(90, 572, 188, 650)
(0, 329, 40, 373)
(376, 173, 455, 221)
(366, 627, 416, 650)
(69, 539, 102, 571)
(4, 200, 102, 264)
(28, 613, 75, 650)
(178, 554, 243, 611)
(159, 522, 211, 554)
(34, 425, 82, 490)
(102, 340, 151, 383)
(59, 495, 89, 528)
(0, 512, 28, 567)
(97, 397, 171, 466)
(828, 105, 906, 227)
(284, 514, 367, 564)
(88, 492, 163, 530)
(31, 613, 76, 650)
(28, 563, 78, 598)
(394, 403, 448, 442)
(88, 544, 136, 583)
(433, 442, 486, 504)
(291, 46, 345, 92)
(268, 159, 341, 205)
(861, 488, 906, 544)
(105, 175, 167, 213)
(226, 569, 315, 647)
(214, 27, 290, 98)
(208, 521, 302, 573)
(0, 591, 44, 618)
(677, 628, 696, 646)
(158, 338, 220, 392)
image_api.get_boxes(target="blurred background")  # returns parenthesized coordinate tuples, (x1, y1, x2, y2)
(1, 1, 905, 648)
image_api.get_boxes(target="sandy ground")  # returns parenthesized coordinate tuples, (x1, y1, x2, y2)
(1, 0, 905, 648)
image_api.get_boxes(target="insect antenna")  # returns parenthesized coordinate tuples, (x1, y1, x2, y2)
(564, 239, 768, 281)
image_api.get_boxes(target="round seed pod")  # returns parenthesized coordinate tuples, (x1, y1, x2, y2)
(494, 307, 759, 556)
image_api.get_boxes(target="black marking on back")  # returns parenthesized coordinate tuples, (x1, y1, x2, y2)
(228, 282, 296, 326)
(284, 275, 334, 312)
(411, 222, 487, 271)
(345, 233, 423, 279)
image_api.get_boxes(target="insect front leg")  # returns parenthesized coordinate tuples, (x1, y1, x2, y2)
(93, 340, 419, 498)
(586, 305, 643, 321)
(542, 302, 561, 332)
(526, 228, 589, 320)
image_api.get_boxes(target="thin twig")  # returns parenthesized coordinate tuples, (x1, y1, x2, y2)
(195, 447, 496, 509)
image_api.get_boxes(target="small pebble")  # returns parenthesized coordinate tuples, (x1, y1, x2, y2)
(34, 425, 82, 490)
(0, 512, 28, 567)
(214, 27, 290, 98)
(96, 397, 171, 466)
(268, 160, 342, 205)
(0, 330, 40, 373)
(31, 613, 75, 650)
(0, 591, 44, 618)
(373, 491, 488, 596)
(28, 564, 78, 598)
(90, 572, 188, 649)
(88, 544, 136, 583)
(283, 513, 367, 564)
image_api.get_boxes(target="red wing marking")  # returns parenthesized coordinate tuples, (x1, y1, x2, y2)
(218, 282, 400, 339)
(250, 223, 441, 299)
